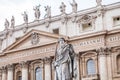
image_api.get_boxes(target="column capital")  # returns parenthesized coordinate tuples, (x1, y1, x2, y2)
(96, 47, 107, 55)
(7, 64, 14, 71)
(2, 66, 6, 73)
(44, 57, 52, 64)
(96, 47, 112, 56)
(20, 61, 29, 68)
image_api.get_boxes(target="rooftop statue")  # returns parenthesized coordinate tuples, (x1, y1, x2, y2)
(33, 4, 41, 20)
(44, 5, 51, 18)
(70, 0, 77, 13)
(22, 11, 28, 24)
(96, 0, 102, 6)
(11, 16, 15, 28)
(54, 38, 77, 80)
(4, 19, 9, 30)
(60, 2, 66, 14)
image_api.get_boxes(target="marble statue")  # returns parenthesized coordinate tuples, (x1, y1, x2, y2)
(70, 0, 77, 13)
(44, 5, 51, 18)
(60, 2, 66, 14)
(11, 16, 15, 28)
(4, 19, 9, 30)
(54, 38, 76, 80)
(22, 11, 28, 23)
(33, 4, 41, 20)
(96, 0, 102, 6)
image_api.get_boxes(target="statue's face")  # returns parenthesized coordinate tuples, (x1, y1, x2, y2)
(59, 39, 65, 47)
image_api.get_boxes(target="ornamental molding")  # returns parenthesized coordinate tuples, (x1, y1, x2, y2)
(31, 32, 40, 45)
(76, 14, 97, 24)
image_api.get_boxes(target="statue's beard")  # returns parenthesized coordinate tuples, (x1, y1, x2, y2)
(59, 44, 65, 48)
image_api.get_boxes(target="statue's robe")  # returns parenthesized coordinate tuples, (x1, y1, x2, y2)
(55, 44, 75, 80)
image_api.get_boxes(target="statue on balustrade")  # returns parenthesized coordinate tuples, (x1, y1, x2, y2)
(33, 4, 41, 20)
(60, 2, 66, 14)
(22, 11, 28, 23)
(11, 16, 15, 28)
(54, 37, 77, 80)
(4, 19, 9, 30)
(44, 5, 51, 18)
(70, 0, 77, 13)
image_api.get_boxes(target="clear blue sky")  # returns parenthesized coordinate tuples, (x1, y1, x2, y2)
(0, 0, 120, 31)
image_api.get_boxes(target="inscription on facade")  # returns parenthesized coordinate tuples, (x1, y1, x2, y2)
(107, 35, 120, 42)
(0, 47, 55, 63)
(72, 37, 104, 47)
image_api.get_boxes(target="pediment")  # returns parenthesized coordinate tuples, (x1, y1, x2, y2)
(5, 29, 64, 52)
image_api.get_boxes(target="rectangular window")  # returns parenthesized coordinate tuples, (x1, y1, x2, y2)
(113, 17, 120, 27)
(53, 28, 59, 34)
(82, 23, 93, 31)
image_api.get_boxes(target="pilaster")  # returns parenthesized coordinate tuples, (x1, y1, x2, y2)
(44, 57, 52, 80)
(20, 61, 29, 80)
(97, 47, 108, 80)
(7, 64, 14, 80)
(2, 66, 7, 80)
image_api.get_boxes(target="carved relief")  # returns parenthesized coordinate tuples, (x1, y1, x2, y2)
(76, 14, 97, 24)
(31, 32, 40, 45)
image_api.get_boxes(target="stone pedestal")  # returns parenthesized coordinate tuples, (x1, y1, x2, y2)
(7, 65, 13, 80)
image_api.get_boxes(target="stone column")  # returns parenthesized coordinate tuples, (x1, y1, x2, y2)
(44, 57, 52, 80)
(7, 64, 13, 80)
(21, 61, 28, 80)
(1, 67, 7, 80)
(97, 47, 108, 80)
(106, 48, 112, 80)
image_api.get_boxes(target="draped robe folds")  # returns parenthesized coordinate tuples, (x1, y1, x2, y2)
(54, 44, 75, 80)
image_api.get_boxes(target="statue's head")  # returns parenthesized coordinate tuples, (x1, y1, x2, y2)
(58, 37, 66, 47)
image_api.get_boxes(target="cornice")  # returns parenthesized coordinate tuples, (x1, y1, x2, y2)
(69, 30, 107, 41)
(104, 2, 120, 11)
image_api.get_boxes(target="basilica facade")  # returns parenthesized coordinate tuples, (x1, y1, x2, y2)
(0, 0, 120, 80)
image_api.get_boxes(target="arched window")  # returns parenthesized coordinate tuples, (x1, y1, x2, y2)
(16, 71, 22, 80)
(35, 67, 42, 80)
(87, 59, 96, 75)
(117, 54, 120, 73)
